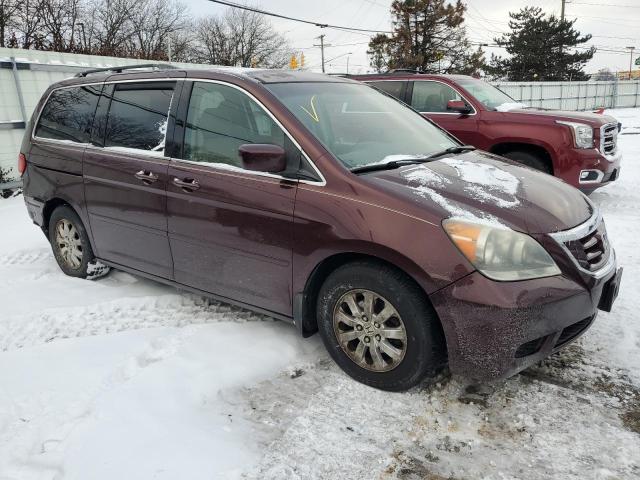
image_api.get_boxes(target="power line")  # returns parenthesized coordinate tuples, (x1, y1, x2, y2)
(570, 1, 640, 8)
(204, 0, 393, 34)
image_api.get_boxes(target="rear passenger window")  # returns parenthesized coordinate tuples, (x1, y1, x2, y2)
(183, 82, 285, 167)
(35, 85, 101, 143)
(104, 82, 175, 153)
(369, 81, 405, 100)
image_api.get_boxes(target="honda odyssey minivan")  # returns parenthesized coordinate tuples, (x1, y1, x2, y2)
(19, 66, 622, 391)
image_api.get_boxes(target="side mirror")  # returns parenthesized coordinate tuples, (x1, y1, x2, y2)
(239, 144, 286, 173)
(447, 99, 472, 114)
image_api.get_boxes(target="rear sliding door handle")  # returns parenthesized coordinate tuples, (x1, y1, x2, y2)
(173, 177, 200, 192)
(134, 170, 159, 184)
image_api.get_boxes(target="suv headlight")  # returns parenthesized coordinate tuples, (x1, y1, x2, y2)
(556, 121, 594, 149)
(443, 219, 561, 281)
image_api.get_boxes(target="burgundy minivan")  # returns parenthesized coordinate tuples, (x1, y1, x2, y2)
(19, 66, 622, 391)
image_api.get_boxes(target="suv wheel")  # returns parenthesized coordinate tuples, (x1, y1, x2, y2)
(316, 261, 446, 391)
(502, 150, 552, 174)
(48, 206, 109, 279)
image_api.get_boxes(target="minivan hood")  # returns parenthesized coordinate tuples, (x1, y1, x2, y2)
(365, 151, 593, 234)
(506, 107, 616, 127)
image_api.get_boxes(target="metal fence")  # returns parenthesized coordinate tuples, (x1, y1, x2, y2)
(493, 80, 640, 111)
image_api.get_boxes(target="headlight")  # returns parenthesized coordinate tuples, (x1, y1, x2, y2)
(556, 121, 594, 149)
(443, 219, 561, 281)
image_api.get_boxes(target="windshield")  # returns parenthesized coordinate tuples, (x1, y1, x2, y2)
(266, 82, 458, 170)
(455, 77, 517, 111)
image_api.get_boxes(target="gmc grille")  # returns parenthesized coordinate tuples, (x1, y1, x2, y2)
(601, 123, 618, 158)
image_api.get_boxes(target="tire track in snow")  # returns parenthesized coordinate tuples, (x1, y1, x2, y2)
(0, 293, 274, 352)
(0, 248, 53, 266)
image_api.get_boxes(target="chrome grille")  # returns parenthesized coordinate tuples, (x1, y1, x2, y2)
(549, 208, 616, 278)
(563, 220, 610, 272)
(600, 123, 618, 158)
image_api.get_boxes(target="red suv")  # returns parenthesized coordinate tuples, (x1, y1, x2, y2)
(352, 73, 622, 193)
(19, 66, 622, 391)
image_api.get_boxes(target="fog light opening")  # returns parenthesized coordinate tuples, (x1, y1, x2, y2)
(579, 169, 604, 184)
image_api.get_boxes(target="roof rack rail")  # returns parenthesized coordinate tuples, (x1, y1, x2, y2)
(387, 69, 420, 74)
(75, 63, 177, 78)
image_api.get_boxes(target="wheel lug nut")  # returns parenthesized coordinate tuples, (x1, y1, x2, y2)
(362, 316, 368, 322)
(375, 334, 381, 341)
(364, 336, 370, 343)
(356, 325, 363, 331)
(374, 322, 380, 328)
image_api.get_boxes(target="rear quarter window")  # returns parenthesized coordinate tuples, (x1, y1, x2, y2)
(35, 85, 102, 143)
(368, 81, 406, 100)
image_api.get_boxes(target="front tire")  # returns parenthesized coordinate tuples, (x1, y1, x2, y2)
(48, 205, 109, 279)
(502, 150, 552, 174)
(316, 261, 446, 391)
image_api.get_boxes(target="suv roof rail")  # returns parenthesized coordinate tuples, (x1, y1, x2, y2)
(74, 63, 177, 78)
(387, 69, 420, 74)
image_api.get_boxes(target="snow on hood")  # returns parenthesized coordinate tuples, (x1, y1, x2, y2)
(439, 157, 520, 209)
(495, 102, 529, 112)
(401, 165, 509, 228)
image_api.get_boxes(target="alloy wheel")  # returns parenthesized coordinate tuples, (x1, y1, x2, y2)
(333, 289, 408, 372)
(55, 219, 83, 269)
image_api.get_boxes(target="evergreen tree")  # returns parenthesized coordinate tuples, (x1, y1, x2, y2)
(487, 7, 594, 81)
(367, 0, 483, 74)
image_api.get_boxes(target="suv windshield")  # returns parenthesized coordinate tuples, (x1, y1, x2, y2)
(266, 82, 458, 170)
(455, 77, 517, 111)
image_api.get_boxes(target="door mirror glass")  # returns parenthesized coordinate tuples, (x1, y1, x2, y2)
(447, 99, 472, 114)
(239, 144, 286, 173)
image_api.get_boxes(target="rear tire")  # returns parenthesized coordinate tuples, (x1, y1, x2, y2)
(316, 261, 446, 391)
(48, 205, 109, 279)
(502, 150, 552, 174)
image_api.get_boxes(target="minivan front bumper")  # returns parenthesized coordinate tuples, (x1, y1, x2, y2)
(430, 261, 619, 382)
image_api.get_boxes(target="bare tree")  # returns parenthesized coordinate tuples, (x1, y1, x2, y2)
(39, 0, 81, 51)
(191, 15, 235, 65)
(6, 0, 292, 67)
(0, 0, 21, 47)
(128, 0, 187, 59)
(16, 0, 44, 49)
(86, 0, 137, 55)
(189, 9, 290, 68)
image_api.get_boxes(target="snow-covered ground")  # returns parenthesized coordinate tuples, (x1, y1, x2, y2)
(1, 109, 639, 480)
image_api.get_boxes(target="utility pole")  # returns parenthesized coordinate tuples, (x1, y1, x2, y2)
(561, 0, 566, 22)
(314, 34, 331, 73)
(626, 46, 636, 80)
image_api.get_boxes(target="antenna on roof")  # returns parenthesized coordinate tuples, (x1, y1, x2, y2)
(75, 63, 177, 78)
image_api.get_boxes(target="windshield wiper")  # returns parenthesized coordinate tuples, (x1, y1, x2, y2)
(427, 145, 476, 159)
(351, 158, 428, 174)
(351, 146, 476, 174)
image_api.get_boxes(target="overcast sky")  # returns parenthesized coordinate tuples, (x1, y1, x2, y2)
(183, 0, 640, 75)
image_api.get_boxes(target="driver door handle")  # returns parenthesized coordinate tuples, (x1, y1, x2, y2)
(134, 170, 159, 184)
(173, 177, 200, 192)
